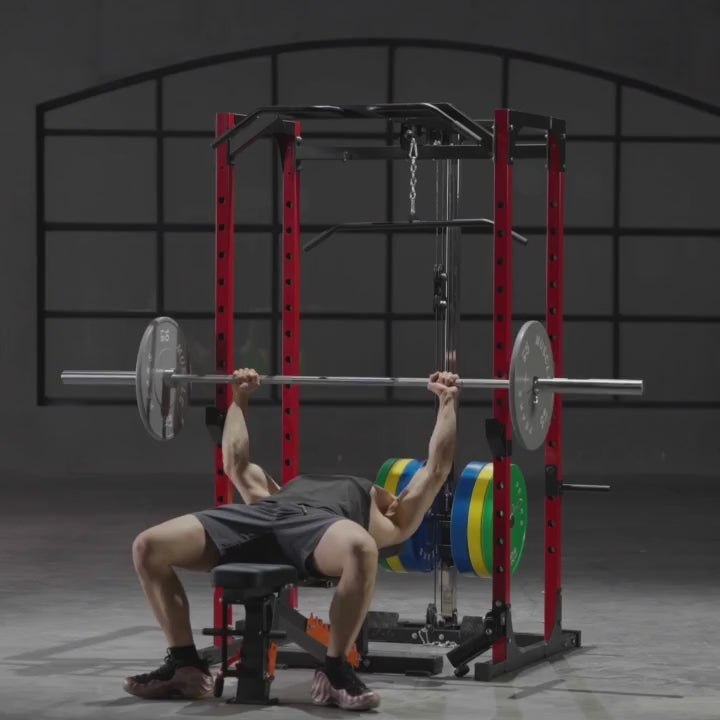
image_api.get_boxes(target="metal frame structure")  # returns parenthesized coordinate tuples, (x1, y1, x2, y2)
(209, 102, 578, 679)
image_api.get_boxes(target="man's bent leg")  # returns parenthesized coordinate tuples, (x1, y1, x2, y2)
(312, 520, 377, 657)
(309, 520, 381, 711)
(132, 514, 220, 647)
(126, 514, 219, 700)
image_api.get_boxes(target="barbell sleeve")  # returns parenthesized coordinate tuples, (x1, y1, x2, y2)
(61, 371, 137, 386)
(533, 377, 643, 396)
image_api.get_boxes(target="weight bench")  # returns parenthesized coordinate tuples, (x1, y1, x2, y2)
(203, 563, 298, 705)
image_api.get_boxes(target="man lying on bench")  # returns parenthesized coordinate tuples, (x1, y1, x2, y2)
(124, 367, 458, 711)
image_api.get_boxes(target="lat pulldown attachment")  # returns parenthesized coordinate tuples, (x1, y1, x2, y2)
(303, 219, 530, 252)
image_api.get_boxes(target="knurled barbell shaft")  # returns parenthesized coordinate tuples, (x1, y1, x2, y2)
(60, 370, 506, 389)
(176, 373, 508, 388)
(60, 370, 643, 395)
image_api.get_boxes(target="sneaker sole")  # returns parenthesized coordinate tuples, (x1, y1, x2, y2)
(311, 671, 380, 711)
(123, 671, 214, 700)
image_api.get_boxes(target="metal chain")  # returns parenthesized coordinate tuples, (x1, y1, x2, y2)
(408, 135, 418, 220)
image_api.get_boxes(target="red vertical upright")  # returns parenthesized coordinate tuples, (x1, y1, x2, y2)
(491, 109, 513, 666)
(544, 127, 565, 641)
(280, 124, 301, 608)
(213, 112, 237, 644)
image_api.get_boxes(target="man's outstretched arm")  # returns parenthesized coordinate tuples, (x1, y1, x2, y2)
(222, 369, 280, 504)
(381, 372, 459, 540)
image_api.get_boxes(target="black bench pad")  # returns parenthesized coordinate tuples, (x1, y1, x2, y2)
(212, 563, 297, 591)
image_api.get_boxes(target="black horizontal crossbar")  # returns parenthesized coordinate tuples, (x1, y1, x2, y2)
(304, 219, 529, 252)
(212, 102, 496, 150)
(296, 143, 492, 161)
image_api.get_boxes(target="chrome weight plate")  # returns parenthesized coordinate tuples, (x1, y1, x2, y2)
(509, 320, 555, 451)
(135, 317, 190, 441)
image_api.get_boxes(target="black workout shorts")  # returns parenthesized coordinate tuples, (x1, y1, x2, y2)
(194, 500, 342, 579)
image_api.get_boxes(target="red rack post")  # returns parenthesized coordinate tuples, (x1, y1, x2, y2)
(544, 127, 566, 641)
(491, 109, 513, 666)
(213, 112, 237, 644)
(280, 124, 301, 608)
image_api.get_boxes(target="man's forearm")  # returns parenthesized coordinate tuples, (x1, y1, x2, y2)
(221, 398, 250, 474)
(383, 393, 458, 539)
(426, 394, 457, 477)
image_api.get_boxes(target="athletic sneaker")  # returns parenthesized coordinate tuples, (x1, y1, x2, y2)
(123, 651, 214, 700)
(311, 660, 381, 711)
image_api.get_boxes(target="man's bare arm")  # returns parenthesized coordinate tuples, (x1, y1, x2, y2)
(381, 374, 458, 540)
(221, 370, 280, 503)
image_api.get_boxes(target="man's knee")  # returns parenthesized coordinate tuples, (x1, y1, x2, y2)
(132, 530, 164, 573)
(313, 521, 378, 578)
(344, 534, 378, 568)
(133, 515, 219, 573)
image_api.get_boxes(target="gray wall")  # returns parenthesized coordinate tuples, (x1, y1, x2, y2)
(2, 0, 720, 483)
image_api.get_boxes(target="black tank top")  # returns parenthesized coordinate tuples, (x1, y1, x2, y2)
(265, 474, 373, 529)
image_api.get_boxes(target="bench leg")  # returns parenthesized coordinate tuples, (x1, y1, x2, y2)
(221, 599, 229, 673)
(229, 596, 277, 705)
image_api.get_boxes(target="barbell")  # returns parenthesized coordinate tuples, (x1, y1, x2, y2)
(60, 316, 644, 449)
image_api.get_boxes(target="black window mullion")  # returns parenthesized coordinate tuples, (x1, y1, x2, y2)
(270, 52, 280, 402)
(41, 396, 720, 411)
(385, 44, 396, 402)
(36, 106, 47, 404)
(42, 310, 720, 323)
(612, 83, 623, 380)
(42, 220, 720, 237)
(501, 55, 510, 107)
(156, 78, 165, 315)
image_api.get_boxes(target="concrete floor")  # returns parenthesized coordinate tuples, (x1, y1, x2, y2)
(1, 473, 719, 719)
